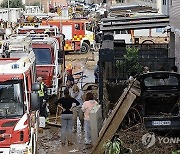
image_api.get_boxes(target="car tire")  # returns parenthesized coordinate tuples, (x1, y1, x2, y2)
(81, 42, 90, 53)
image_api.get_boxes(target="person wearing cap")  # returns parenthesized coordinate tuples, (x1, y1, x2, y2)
(37, 77, 48, 118)
(55, 88, 80, 146)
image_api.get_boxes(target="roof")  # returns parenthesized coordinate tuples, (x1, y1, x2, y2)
(109, 4, 158, 17)
(101, 15, 169, 31)
(110, 5, 152, 11)
(0, 51, 35, 74)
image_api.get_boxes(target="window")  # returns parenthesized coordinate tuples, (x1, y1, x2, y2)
(115, 30, 120, 34)
(163, 0, 166, 5)
(144, 75, 178, 87)
(75, 23, 80, 30)
(33, 48, 52, 65)
(170, 0, 172, 5)
(0, 81, 24, 117)
(118, 0, 125, 3)
(156, 28, 164, 32)
(86, 23, 93, 32)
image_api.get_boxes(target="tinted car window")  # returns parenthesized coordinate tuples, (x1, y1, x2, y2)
(144, 75, 178, 86)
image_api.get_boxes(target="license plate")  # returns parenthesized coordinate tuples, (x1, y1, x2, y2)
(152, 121, 171, 126)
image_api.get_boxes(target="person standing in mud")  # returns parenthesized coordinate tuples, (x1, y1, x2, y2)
(94, 61, 99, 83)
(66, 68, 74, 86)
(37, 77, 48, 118)
(82, 92, 98, 145)
(71, 84, 84, 132)
(55, 88, 79, 146)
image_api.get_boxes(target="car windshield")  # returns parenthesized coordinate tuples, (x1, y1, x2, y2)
(86, 23, 93, 32)
(144, 75, 179, 87)
(0, 82, 24, 118)
(33, 48, 51, 65)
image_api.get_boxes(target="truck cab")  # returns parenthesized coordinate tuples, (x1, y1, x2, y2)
(42, 19, 95, 53)
(17, 25, 60, 37)
(0, 52, 40, 153)
(31, 36, 63, 96)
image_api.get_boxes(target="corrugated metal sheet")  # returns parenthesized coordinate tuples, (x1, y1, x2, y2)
(170, 0, 180, 28)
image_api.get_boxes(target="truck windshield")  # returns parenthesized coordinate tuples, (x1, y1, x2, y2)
(144, 75, 179, 87)
(86, 23, 93, 32)
(33, 48, 51, 65)
(0, 82, 24, 118)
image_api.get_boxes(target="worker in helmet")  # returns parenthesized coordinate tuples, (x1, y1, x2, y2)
(37, 77, 48, 118)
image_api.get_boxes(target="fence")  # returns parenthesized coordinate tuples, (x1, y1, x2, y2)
(99, 43, 175, 117)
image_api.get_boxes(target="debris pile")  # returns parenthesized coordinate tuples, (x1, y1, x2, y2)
(118, 124, 180, 154)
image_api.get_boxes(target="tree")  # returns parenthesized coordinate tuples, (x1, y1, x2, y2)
(1, 0, 25, 9)
(123, 47, 142, 75)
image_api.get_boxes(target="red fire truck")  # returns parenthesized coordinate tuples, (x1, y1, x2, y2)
(16, 25, 59, 37)
(0, 51, 40, 153)
(31, 35, 64, 97)
(42, 19, 95, 53)
(4, 34, 64, 98)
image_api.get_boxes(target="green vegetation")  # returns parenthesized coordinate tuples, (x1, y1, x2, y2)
(102, 136, 132, 154)
(1, 0, 24, 9)
(124, 47, 142, 75)
(172, 150, 180, 154)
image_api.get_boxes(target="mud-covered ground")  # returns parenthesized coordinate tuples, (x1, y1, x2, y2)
(38, 120, 93, 154)
(38, 51, 98, 154)
(118, 124, 180, 154)
(37, 51, 180, 154)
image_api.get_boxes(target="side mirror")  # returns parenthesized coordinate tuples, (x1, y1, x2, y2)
(32, 82, 40, 91)
(31, 93, 40, 111)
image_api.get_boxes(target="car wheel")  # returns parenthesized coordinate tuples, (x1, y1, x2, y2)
(81, 42, 90, 53)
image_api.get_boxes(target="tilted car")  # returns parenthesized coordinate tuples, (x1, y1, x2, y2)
(139, 71, 180, 130)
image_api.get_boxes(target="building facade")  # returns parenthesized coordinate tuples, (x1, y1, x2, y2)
(116, 0, 170, 15)
(25, 0, 67, 13)
(169, 0, 180, 70)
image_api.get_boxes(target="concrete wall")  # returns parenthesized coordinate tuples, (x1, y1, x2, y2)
(0, 8, 23, 22)
(169, 0, 180, 70)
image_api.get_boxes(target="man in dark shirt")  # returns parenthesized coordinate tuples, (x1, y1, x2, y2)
(55, 88, 79, 146)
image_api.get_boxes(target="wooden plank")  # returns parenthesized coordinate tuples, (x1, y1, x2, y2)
(91, 86, 140, 154)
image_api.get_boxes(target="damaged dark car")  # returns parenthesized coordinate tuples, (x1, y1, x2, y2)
(139, 71, 180, 130)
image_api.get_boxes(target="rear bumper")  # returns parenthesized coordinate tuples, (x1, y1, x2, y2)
(144, 116, 180, 130)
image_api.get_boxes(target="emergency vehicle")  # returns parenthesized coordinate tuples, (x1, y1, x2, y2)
(42, 19, 95, 53)
(0, 34, 33, 58)
(17, 25, 60, 37)
(31, 35, 64, 97)
(0, 51, 40, 154)
(2, 34, 64, 97)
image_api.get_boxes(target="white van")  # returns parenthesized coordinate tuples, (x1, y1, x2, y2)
(113, 30, 132, 44)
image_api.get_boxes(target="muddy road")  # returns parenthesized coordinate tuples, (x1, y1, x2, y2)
(38, 51, 98, 154)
